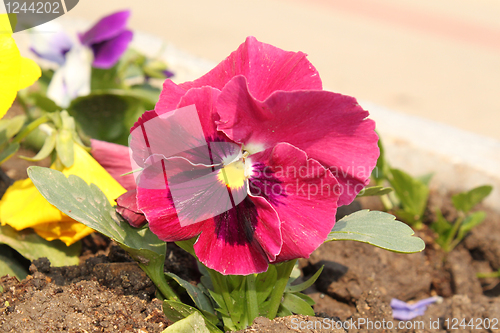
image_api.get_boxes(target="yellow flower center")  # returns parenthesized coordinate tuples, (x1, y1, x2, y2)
(217, 159, 246, 189)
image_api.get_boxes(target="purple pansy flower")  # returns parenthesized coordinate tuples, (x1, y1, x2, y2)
(391, 296, 442, 321)
(79, 10, 133, 69)
(31, 10, 133, 69)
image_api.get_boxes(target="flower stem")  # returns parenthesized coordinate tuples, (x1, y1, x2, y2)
(266, 259, 297, 319)
(245, 274, 259, 324)
(12, 114, 50, 144)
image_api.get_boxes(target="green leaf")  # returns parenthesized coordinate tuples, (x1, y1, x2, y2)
(388, 168, 429, 220)
(163, 300, 222, 333)
(0, 245, 28, 280)
(430, 208, 452, 248)
(416, 173, 433, 186)
(292, 292, 315, 306)
(90, 65, 123, 90)
(372, 133, 388, 183)
(457, 211, 487, 241)
(255, 265, 277, 305)
(165, 272, 216, 317)
(285, 266, 323, 293)
(356, 186, 393, 198)
(68, 92, 146, 145)
(162, 311, 210, 333)
(326, 210, 425, 253)
(0, 143, 19, 165)
(452, 185, 493, 214)
(0, 115, 26, 140)
(27, 167, 179, 300)
(55, 129, 74, 168)
(281, 292, 315, 316)
(0, 225, 80, 267)
(20, 131, 56, 161)
(30, 93, 61, 112)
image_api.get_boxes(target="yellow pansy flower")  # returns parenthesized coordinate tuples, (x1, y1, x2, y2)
(0, 14, 41, 118)
(0, 143, 127, 245)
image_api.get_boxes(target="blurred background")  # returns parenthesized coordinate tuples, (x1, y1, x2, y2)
(56, 0, 500, 141)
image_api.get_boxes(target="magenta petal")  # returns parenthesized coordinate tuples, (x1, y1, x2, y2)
(80, 10, 131, 45)
(92, 30, 133, 69)
(193, 199, 271, 275)
(137, 185, 203, 242)
(90, 139, 136, 191)
(176, 86, 224, 140)
(217, 76, 379, 205)
(115, 189, 146, 227)
(154, 80, 191, 116)
(248, 143, 340, 262)
(179, 36, 322, 101)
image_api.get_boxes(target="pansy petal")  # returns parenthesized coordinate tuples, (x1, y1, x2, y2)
(115, 189, 147, 227)
(218, 76, 379, 205)
(176, 86, 224, 141)
(90, 139, 135, 190)
(33, 221, 94, 246)
(92, 30, 133, 69)
(137, 183, 203, 242)
(180, 36, 322, 101)
(154, 79, 192, 116)
(80, 10, 131, 45)
(248, 143, 340, 262)
(194, 198, 270, 275)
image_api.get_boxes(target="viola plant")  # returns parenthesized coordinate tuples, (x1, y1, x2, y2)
(431, 185, 492, 252)
(28, 37, 425, 332)
(371, 136, 431, 228)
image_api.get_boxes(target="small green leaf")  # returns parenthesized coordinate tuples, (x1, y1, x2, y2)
(356, 186, 393, 198)
(0, 115, 26, 140)
(20, 131, 56, 161)
(255, 265, 277, 304)
(0, 245, 28, 280)
(388, 168, 429, 220)
(430, 208, 452, 248)
(30, 93, 61, 112)
(0, 143, 19, 165)
(372, 134, 387, 182)
(326, 210, 425, 253)
(457, 211, 486, 241)
(281, 292, 315, 316)
(416, 173, 433, 186)
(55, 129, 74, 167)
(165, 272, 216, 317)
(452, 185, 493, 214)
(0, 225, 80, 266)
(163, 301, 222, 333)
(162, 312, 210, 333)
(285, 266, 323, 293)
(292, 292, 315, 306)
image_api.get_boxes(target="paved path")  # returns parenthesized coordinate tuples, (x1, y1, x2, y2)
(20, 0, 500, 139)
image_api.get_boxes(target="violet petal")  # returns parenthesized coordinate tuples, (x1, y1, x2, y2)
(92, 30, 133, 69)
(80, 9, 131, 45)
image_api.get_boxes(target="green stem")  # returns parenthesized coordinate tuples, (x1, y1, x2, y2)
(444, 214, 464, 252)
(267, 259, 297, 319)
(246, 274, 259, 323)
(476, 270, 500, 279)
(12, 114, 50, 144)
(380, 194, 393, 211)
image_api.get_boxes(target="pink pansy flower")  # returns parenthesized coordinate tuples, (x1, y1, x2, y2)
(128, 37, 379, 275)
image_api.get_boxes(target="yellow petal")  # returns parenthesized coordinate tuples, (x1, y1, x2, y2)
(0, 14, 41, 118)
(18, 56, 41, 90)
(0, 143, 126, 245)
(33, 221, 94, 246)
